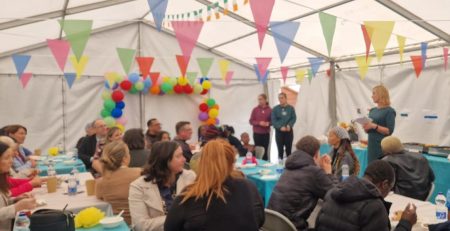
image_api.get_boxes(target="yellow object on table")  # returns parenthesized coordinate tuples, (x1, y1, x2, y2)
(48, 147, 59, 156)
(75, 207, 105, 229)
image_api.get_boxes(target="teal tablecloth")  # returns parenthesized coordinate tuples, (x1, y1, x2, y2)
(37, 156, 87, 176)
(238, 157, 279, 206)
(76, 221, 129, 231)
(321, 144, 450, 202)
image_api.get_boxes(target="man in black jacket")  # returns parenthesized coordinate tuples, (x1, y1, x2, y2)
(268, 136, 337, 231)
(78, 119, 107, 170)
(315, 160, 417, 231)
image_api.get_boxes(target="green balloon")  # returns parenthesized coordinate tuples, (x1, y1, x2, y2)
(100, 109, 111, 118)
(135, 82, 144, 91)
(207, 99, 216, 107)
(129, 85, 138, 94)
(168, 78, 177, 86)
(104, 116, 116, 127)
(161, 83, 172, 93)
(104, 99, 116, 110)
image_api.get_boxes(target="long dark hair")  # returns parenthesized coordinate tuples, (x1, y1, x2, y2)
(336, 139, 360, 176)
(0, 141, 10, 194)
(142, 141, 180, 184)
(123, 128, 145, 150)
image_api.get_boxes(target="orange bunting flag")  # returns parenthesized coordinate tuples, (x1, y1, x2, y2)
(361, 25, 373, 61)
(207, 6, 212, 21)
(410, 56, 423, 78)
(214, 3, 221, 19)
(223, 0, 229, 15)
(444, 47, 448, 71)
(244, 0, 249, 5)
(233, 0, 238, 11)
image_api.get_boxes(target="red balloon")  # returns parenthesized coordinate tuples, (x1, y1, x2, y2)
(120, 80, 132, 91)
(183, 85, 193, 94)
(201, 89, 208, 95)
(111, 90, 124, 102)
(199, 103, 208, 112)
(174, 84, 183, 94)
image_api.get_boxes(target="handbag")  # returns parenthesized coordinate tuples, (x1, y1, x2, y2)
(29, 208, 75, 231)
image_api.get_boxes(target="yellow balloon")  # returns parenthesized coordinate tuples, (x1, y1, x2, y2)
(208, 108, 219, 118)
(116, 124, 125, 132)
(202, 80, 212, 90)
(178, 77, 188, 86)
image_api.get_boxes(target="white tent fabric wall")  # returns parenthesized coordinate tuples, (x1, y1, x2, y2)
(0, 22, 264, 151)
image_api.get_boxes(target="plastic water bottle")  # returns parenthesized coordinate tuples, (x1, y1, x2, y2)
(72, 148, 78, 160)
(435, 192, 448, 222)
(13, 211, 30, 231)
(71, 167, 80, 185)
(276, 158, 284, 176)
(57, 142, 64, 155)
(47, 164, 56, 177)
(341, 164, 349, 181)
(67, 173, 78, 196)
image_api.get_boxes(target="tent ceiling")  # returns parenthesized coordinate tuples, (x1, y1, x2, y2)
(0, 0, 448, 70)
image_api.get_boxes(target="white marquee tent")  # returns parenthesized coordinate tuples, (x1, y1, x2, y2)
(0, 0, 449, 157)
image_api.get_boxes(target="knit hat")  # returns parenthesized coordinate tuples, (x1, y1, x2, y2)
(330, 126, 350, 140)
(381, 136, 404, 154)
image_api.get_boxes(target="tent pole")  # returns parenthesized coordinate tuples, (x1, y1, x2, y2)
(138, 22, 145, 130)
(329, 60, 337, 129)
(61, 75, 67, 152)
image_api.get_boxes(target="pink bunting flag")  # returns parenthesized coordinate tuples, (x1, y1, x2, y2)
(172, 21, 204, 64)
(280, 66, 288, 84)
(225, 71, 234, 85)
(149, 72, 160, 85)
(136, 57, 154, 79)
(47, 39, 70, 72)
(176, 55, 189, 77)
(255, 57, 272, 77)
(20, 73, 32, 88)
(249, 0, 275, 49)
(410, 56, 423, 78)
(444, 48, 448, 71)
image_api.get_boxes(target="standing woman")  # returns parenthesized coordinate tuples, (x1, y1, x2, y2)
(249, 94, 272, 160)
(364, 85, 396, 163)
(272, 93, 296, 159)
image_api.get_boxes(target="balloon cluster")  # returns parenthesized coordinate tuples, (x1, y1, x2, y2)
(159, 76, 211, 95)
(198, 98, 220, 125)
(100, 89, 127, 131)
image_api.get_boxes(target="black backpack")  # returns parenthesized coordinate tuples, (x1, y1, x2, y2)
(29, 209, 75, 231)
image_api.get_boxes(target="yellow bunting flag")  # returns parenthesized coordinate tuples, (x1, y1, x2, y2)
(69, 55, 89, 79)
(396, 35, 406, 63)
(214, 3, 221, 19)
(223, 0, 229, 15)
(244, 0, 249, 5)
(355, 56, 373, 80)
(218, 59, 230, 79)
(207, 6, 212, 21)
(363, 21, 395, 62)
(295, 69, 306, 84)
(105, 72, 117, 88)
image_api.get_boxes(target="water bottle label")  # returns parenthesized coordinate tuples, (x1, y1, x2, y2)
(436, 211, 447, 220)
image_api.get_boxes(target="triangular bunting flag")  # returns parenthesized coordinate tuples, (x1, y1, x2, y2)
(280, 66, 289, 84)
(186, 72, 198, 85)
(295, 69, 306, 84)
(136, 57, 154, 79)
(318, 12, 337, 56)
(147, 0, 169, 31)
(410, 56, 423, 78)
(249, 0, 275, 49)
(69, 55, 89, 79)
(361, 25, 373, 60)
(355, 56, 373, 80)
(270, 21, 300, 63)
(59, 20, 93, 62)
(176, 55, 189, 77)
(20, 73, 32, 88)
(116, 48, 136, 75)
(255, 57, 272, 77)
(218, 59, 230, 79)
(225, 71, 234, 85)
(363, 21, 395, 61)
(64, 72, 77, 89)
(444, 48, 448, 71)
(396, 35, 406, 63)
(149, 72, 160, 85)
(197, 58, 214, 76)
(12, 54, 31, 78)
(307, 69, 313, 84)
(253, 64, 269, 83)
(47, 39, 70, 72)
(308, 57, 324, 77)
(105, 72, 117, 89)
(421, 42, 428, 68)
(172, 21, 204, 63)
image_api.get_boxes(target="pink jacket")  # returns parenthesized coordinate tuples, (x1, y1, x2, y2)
(8, 177, 33, 197)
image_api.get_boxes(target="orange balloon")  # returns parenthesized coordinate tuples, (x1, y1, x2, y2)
(212, 105, 220, 110)
(206, 118, 216, 125)
(150, 86, 160, 95)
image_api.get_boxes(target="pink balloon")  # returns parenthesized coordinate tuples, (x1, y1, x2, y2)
(116, 116, 128, 125)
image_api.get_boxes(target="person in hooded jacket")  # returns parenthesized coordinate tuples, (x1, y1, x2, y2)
(267, 136, 338, 231)
(315, 160, 417, 231)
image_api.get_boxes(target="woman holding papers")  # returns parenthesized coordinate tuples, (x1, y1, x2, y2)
(364, 85, 396, 163)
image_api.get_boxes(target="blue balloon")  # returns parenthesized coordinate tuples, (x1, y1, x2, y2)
(116, 101, 125, 109)
(111, 108, 123, 118)
(104, 81, 110, 89)
(199, 76, 209, 84)
(111, 82, 119, 90)
(128, 73, 140, 84)
(144, 78, 152, 88)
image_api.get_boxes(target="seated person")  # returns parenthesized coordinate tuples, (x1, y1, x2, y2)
(5, 125, 32, 157)
(76, 122, 95, 150)
(222, 125, 247, 156)
(327, 126, 360, 178)
(96, 141, 141, 225)
(173, 121, 195, 163)
(91, 126, 123, 174)
(145, 118, 162, 149)
(0, 136, 37, 178)
(381, 136, 435, 201)
(128, 141, 196, 231)
(240, 132, 255, 152)
(123, 128, 151, 168)
(164, 140, 264, 231)
(200, 125, 225, 147)
(78, 119, 107, 170)
(268, 136, 337, 231)
(157, 131, 171, 142)
(315, 160, 417, 231)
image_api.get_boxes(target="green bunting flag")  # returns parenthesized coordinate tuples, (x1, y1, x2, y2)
(116, 48, 136, 75)
(318, 12, 337, 56)
(59, 19, 93, 62)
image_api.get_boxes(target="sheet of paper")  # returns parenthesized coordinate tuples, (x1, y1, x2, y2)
(353, 116, 372, 125)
